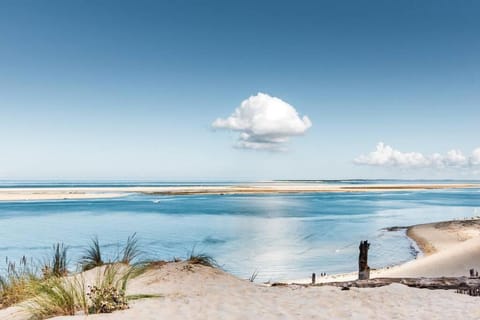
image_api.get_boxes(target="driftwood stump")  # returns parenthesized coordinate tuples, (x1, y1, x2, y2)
(358, 240, 370, 280)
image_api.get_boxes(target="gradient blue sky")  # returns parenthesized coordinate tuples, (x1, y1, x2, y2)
(0, 0, 479, 180)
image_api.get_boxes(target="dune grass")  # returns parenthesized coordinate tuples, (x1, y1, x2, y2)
(187, 248, 218, 268)
(0, 257, 40, 309)
(79, 233, 141, 272)
(98, 264, 131, 291)
(0, 240, 139, 318)
(249, 270, 259, 282)
(1, 234, 221, 318)
(42, 243, 68, 278)
(26, 264, 136, 319)
(1, 244, 69, 309)
(79, 236, 104, 272)
(120, 233, 141, 265)
(26, 276, 87, 319)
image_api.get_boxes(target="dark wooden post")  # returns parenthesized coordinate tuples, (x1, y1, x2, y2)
(312, 273, 316, 284)
(358, 240, 370, 280)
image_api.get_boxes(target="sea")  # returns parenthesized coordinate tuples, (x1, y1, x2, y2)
(1, 180, 479, 282)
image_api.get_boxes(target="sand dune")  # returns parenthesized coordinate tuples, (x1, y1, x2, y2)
(2, 262, 480, 320)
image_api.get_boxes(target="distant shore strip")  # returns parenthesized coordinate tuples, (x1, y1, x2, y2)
(0, 183, 478, 201)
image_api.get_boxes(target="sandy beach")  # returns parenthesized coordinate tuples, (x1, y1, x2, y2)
(290, 218, 480, 284)
(0, 183, 477, 201)
(0, 191, 127, 201)
(2, 262, 480, 320)
(378, 219, 480, 278)
(2, 218, 480, 319)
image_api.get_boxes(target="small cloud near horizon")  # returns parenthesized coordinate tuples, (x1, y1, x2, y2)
(212, 93, 312, 151)
(355, 142, 480, 169)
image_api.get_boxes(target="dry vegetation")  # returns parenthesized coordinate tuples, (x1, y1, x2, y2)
(0, 236, 217, 319)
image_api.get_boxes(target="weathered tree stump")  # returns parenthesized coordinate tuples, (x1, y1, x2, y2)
(358, 240, 370, 280)
(469, 268, 479, 278)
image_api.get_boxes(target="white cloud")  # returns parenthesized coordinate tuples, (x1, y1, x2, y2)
(354, 143, 430, 167)
(443, 149, 468, 167)
(471, 148, 480, 166)
(212, 93, 312, 151)
(354, 142, 480, 169)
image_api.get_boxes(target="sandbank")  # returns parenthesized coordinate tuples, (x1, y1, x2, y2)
(0, 182, 477, 201)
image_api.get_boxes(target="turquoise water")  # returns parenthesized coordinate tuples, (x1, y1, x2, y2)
(0, 183, 479, 281)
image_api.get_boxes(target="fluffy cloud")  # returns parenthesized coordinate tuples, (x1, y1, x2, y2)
(355, 142, 480, 169)
(212, 93, 312, 151)
(471, 148, 480, 166)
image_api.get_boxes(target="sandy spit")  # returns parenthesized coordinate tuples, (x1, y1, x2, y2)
(291, 218, 480, 284)
(0, 183, 478, 201)
(378, 219, 480, 278)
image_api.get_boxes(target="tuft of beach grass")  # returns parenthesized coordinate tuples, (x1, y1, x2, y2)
(25, 276, 87, 319)
(187, 248, 218, 268)
(0, 256, 40, 309)
(80, 236, 104, 272)
(120, 233, 141, 265)
(42, 243, 68, 278)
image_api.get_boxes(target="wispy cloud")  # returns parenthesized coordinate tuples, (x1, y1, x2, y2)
(212, 93, 312, 151)
(355, 142, 480, 169)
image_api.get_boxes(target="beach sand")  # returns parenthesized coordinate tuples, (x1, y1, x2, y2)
(0, 183, 477, 201)
(291, 218, 480, 283)
(2, 218, 480, 319)
(2, 261, 480, 320)
(378, 219, 480, 278)
(0, 191, 127, 201)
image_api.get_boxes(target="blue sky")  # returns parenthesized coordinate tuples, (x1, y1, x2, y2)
(0, 0, 479, 180)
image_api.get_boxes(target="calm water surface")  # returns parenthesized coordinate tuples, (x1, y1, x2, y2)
(0, 184, 479, 281)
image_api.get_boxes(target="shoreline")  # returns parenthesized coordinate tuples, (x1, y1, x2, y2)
(406, 224, 436, 256)
(287, 217, 480, 284)
(0, 183, 478, 201)
(380, 218, 480, 277)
